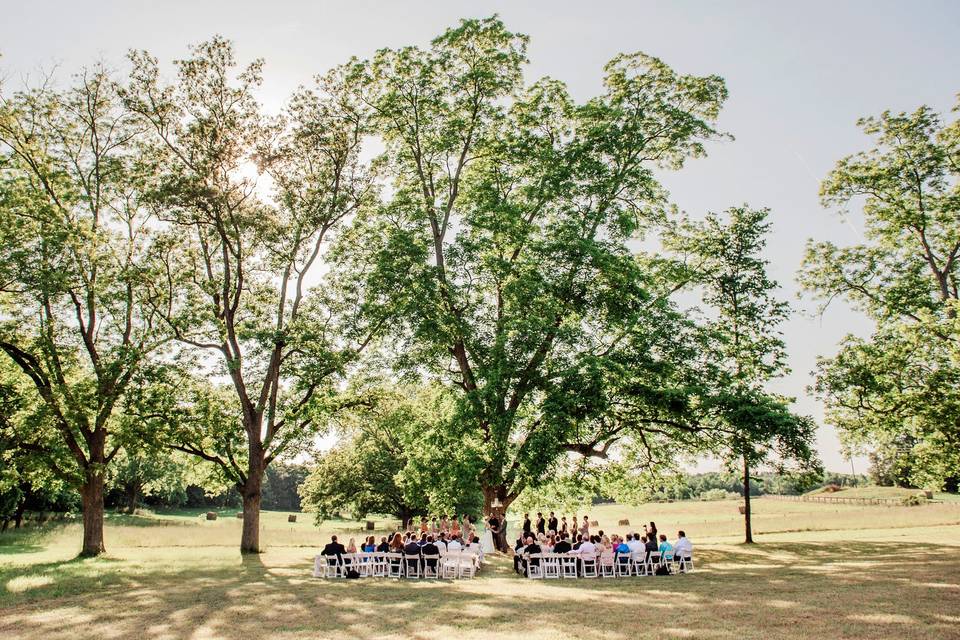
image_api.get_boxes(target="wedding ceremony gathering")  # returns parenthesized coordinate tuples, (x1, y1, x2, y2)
(1, 1, 959, 639)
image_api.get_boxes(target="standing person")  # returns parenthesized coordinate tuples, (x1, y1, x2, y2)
(646, 522, 658, 544)
(535, 512, 546, 536)
(523, 513, 532, 536)
(480, 517, 496, 554)
(580, 515, 590, 538)
(451, 517, 462, 538)
(440, 515, 449, 533)
(560, 516, 568, 535)
(547, 512, 558, 534)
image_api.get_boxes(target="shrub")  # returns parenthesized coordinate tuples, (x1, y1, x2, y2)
(699, 488, 739, 501)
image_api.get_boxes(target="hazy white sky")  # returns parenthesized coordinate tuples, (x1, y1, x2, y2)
(3, 0, 958, 472)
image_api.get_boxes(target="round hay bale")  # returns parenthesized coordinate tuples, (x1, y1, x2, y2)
(737, 505, 746, 515)
(618, 518, 630, 526)
(288, 514, 297, 523)
(366, 520, 375, 531)
(206, 511, 218, 521)
(923, 490, 933, 499)
(590, 520, 599, 527)
(236, 512, 244, 518)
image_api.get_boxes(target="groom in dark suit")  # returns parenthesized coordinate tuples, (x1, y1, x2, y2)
(547, 512, 558, 534)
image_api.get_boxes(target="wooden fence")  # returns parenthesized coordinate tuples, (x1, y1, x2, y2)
(763, 494, 950, 507)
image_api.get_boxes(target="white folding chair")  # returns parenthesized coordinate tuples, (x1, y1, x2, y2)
(645, 551, 662, 576)
(372, 552, 389, 577)
(385, 552, 404, 578)
(403, 554, 422, 579)
(526, 553, 544, 579)
(560, 555, 578, 579)
(318, 554, 343, 578)
(581, 555, 599, 578)
(615, 553, 633, 577)
(598, 551, 616, 577)
(631, 551, 647, 576)
(543, 553, 561, 579)
(353, 552, 373, 577)
(677, 554, 694, 573)
(423, 553, 440, 579)
(440, 552, 460, 579)
(459, 552, 479, 579)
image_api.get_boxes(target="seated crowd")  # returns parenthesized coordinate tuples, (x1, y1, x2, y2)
(318, 528, 484, 578)
(513, 512, 693, 578)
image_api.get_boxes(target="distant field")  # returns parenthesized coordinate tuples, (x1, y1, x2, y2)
(805, 485, 960, 502)
(2, 497, 959, 639)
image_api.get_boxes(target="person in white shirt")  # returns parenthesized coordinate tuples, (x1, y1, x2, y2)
(626, 533, 643, 555)
(467, 537, 483, 562)
(673, 531, 693, 569)
(447, 537, 463, 552)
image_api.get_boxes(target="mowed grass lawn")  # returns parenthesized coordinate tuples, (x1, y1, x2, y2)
(2, 498, 960, 640)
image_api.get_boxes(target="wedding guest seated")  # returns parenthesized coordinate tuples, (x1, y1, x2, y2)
(437, 532, 449, 549)
(389, 533, 404, 553)
(422, 535, 440, 573)
(377, 536, 391, 553)
(658, 534, 673, 560)
(614, 535, 630, 555)
(345, 537, 357, 553)
(362, 536, 376, 552)
(403, 536, 422, 566)
(673, 530, 693, 568)
(513, 535, 527, 573)
(626, 533, 642, 554)
(553, 533, 572, 554)
(321, 535, 346, 566)
(519, 535, 542, 577)
(447, 536, 463, 552)
(467, 535, 483, 561)
(572, 534, 584, 551)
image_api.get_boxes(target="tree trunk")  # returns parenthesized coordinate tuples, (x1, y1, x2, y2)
(240, 459, 264, 554)
(80, 472, 106, 557)
(742, 453, 753, 544)
(13, 498, 26, 529)
(125, 483, 140, 514)
(482, 484, 514, 552)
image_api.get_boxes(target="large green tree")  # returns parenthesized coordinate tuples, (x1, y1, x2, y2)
(666, 206, 817, 543)
(800, 97, 960, 490)
(0, 68, 173, 555)
(122, 38, 381, 552)
(337, 17, 728, 539)
(300, 383, 480, 524)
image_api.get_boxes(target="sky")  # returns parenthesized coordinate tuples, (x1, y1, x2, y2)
(2, 0, 958, 472)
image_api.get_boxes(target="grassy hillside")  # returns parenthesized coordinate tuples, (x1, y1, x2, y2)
(2, 498, 959, 639)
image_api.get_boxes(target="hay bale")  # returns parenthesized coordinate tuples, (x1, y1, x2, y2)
(288, 514, 297, 523)
(923, 490, 933, 499)
(590, 520, 599, 527)
(737, 505, 746, 515)
(618, 518, 630, 526)
(206, 511, 218, 521)
(366, 520, 375, 530)
(236, 512, 244, 518)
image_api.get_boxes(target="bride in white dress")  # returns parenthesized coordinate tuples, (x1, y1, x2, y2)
(480, 518, 496, 554)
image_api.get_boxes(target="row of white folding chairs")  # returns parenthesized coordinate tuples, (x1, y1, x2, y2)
(314, 551, 481, 579)
(525, 551, 693, 579)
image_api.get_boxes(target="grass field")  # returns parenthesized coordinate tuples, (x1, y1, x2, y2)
(2, 498, 959, 639)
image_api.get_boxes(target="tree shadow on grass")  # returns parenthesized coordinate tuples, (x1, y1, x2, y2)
(1, 541, 959, 640)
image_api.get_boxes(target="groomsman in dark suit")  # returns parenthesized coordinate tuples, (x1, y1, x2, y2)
(535, 512, 545, 535)
(523, 513, 532, 536)
(547, 512, 558, 534)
